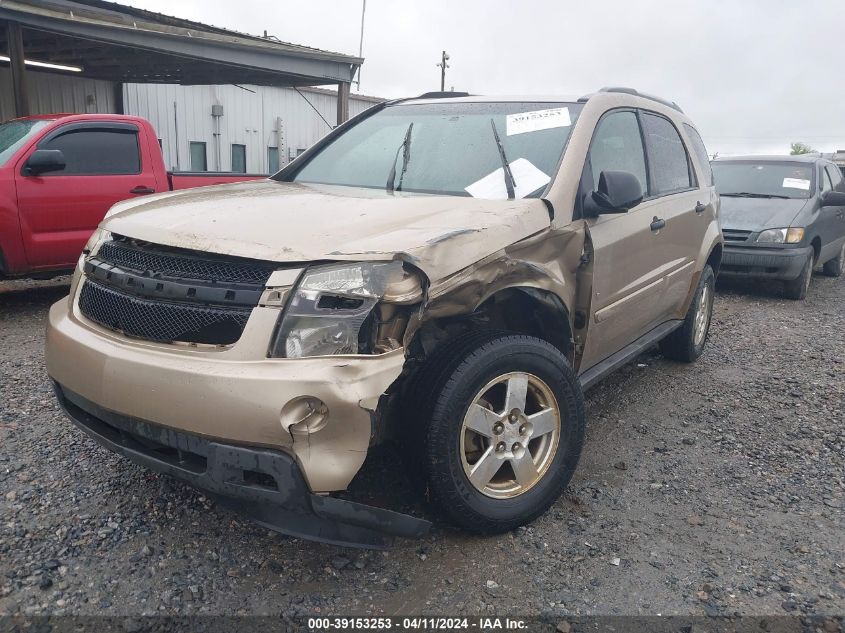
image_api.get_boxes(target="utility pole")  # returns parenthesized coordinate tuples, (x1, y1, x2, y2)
(356, 0, 366, 89)
(437, 50, 450, 92)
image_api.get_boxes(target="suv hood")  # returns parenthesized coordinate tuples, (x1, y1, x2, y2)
(103, 180, 552, 281)
(719, 196, 809, 231)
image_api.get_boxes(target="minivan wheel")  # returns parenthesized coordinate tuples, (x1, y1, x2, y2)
(659, 264, 715, 363)
(407, 332, 585, 534)
(822, 242, 844, 278)
(784, 251, 814, 300)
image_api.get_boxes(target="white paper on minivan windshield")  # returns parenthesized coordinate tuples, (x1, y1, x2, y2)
(782, 178, 811, 190)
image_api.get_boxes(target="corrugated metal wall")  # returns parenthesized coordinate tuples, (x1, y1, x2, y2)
(123, 83, 379, 173)
(0, 68, 115, 120)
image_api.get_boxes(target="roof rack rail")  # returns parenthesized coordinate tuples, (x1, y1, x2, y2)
(415, 91, 472, 99)
(578, 87, 683, 113)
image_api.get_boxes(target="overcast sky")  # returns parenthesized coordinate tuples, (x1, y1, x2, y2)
(132, 0, 845, 156)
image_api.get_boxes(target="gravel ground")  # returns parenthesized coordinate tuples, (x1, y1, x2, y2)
(0, 272, 843, 619)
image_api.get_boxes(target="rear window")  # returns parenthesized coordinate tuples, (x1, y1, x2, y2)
(641, 113, 692, 195)
(683, 123, 712, 185)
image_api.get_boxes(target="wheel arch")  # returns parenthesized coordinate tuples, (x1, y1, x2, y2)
(409, 285, 575, 361)
(706, 242, 723, 275)
(810, 236, 822, 262)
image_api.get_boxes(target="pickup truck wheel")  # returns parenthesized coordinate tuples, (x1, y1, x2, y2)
(822, 242, 844, 278)
(659, 264, 715, 363)
(783, 251, 814, 300)
(408, 332, 585, 534)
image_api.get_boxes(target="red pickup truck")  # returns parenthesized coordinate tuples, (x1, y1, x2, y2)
(0, 114, 264, 279)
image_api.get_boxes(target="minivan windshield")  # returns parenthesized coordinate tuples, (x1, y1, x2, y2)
(712, 161, 815, 200)
(286, 102, 583, 198)
(0, 119, 53, 167)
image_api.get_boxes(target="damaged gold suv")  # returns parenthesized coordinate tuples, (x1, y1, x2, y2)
(46, 88, 722, 547)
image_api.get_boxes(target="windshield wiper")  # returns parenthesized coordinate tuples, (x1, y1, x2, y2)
(490, 119, 516, 199)
(720, 192, 791, 199)
(386, 122, 413, 193)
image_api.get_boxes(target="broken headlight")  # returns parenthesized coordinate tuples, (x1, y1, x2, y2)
(270, 261, 410, 358)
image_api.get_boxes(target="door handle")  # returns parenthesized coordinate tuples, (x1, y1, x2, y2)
(650, 217, 666, 232)
(695, 201, 707, 213)
(130, 186, 156, 195)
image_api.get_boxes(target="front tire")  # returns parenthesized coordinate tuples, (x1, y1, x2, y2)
(784, 251, 814, 300)
(659, 264, 715, 362)
(822, 242, 844, 278)
(406, 332, 585, 534)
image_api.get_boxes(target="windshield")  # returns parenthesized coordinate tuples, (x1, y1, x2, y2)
(712, 161, 815, 199)
(0, 119, 53, 167)
(287, 101, 583, 198)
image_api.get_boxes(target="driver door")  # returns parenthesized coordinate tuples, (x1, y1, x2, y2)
(579, 110, 672, 372)
(14, 122, 155, 269)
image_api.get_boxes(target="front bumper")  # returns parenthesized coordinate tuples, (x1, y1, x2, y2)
(720, 245, 812, 280)
(54, 383, 429, 548)
(46, 299, 405, 493)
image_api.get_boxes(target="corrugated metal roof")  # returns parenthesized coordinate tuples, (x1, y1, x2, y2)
(0, 0, 363, 86)
(8, 0, 363, 64)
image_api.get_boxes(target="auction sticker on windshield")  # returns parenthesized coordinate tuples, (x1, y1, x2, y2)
(783, 178, 811, 190)
(506, 107, 571, 136)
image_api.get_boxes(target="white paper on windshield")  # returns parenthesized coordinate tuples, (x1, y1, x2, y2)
(783, 178, 811, 190)
(506, 107, 571, 136)
(464, 158, 552, 199)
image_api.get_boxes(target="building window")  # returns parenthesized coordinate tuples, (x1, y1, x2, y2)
(190, 142, 207, 172)
(268, 147, 280, 174)
(231, 144, 246, 173)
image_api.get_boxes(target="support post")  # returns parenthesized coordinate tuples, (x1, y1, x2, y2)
(113, 82, 124, 114)
(7, 21, 30, 117)
(336, 81, 350, 127)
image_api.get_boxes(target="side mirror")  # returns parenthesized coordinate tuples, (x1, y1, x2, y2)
(24, 149, 66, 176)
(587, 170, 644, 215)
(821, 190, 845, 207)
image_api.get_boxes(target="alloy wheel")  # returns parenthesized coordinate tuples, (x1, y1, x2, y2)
(459, 372, 561, 499)
(693, 281, 713, 347)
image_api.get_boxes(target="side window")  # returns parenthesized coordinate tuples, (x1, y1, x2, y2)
(683, 123, 712, 186)
(820, 166, 833, 194)
(641, 113, 692, 195)
(825, 165, 842, 191)
(42, 128, 141, 175)
(589, 111, 647, 195)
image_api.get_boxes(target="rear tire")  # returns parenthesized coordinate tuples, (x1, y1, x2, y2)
(784, 251, 814, 300)
(822, 242, 844, 278)
(404, 332, 585, 534)
(659, 265, 715, 363)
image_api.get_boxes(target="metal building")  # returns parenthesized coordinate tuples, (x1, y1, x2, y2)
(123, 83, 383, 174)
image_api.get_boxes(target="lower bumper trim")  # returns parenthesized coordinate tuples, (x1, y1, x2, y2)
(53, 382, 430, 549)
(720, 245, 812, 280)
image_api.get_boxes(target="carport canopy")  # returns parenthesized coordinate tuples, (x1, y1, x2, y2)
(0, 0, 362, 123)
